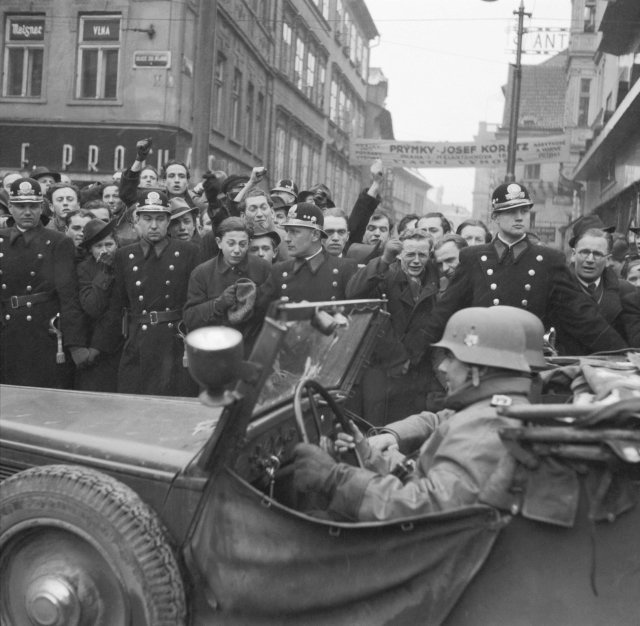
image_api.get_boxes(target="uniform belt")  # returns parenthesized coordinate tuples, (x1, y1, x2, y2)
(3, 291, 55, 309)
(133, 309, 182, 325)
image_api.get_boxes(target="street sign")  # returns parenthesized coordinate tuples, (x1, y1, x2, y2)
(133, 51, 171, 69)
(516, 27, 569, 55)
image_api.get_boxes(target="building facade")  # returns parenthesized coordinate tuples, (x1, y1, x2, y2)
(0, 0, 378, 209)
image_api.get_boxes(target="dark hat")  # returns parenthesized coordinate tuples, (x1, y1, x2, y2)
(270, 195, 293, 211)
(299, 183, 335, 209)
(8, 177, 44, 204)
(282, 202, 327, 238)
(83, 218, 117, 249)
(222, 174, 250, 195)
(491, 183, 533, 212)
(30, 166, 61, 183)
(135, 189, 171, 214)
(169, 197, 198, 220)
(568, 214, 615, 248)
(249, 226, 281, 248)
(271, 178, 299, 199)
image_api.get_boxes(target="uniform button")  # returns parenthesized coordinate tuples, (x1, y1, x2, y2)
(30, 271, 36, 277)
(26, 315, 32, 321)
(26, 285, 32, 292)
(45, 240, 51, 245)
(521, 299, 528, 306)
(0, 253, 3, 258)
(1, 284, 6, 290)
(175, 251, 180, 257)
(480, 255, 487, 262)
(133, 266, 138, 272)
(4, 314, 10, 320)
(168, 322, 173, 328)
(331, 296, 336, 300)
(536, 255, 543, 262)
(528, 269, 535, 276)
(37, 253, 43, 259)
(135, 281, 141, 287)
(169, 265, 175, 270)
(165, 280, 171, 285)
(510, 503, 519, 515)
(26, 302, 32, 308)
(138, 295, 144, 301)
(490, 283, 497, 290)
(0, 237, 3, 243)
(493, 298, 500, 305)
(165, 294, 170, 299)
(524, 284, 531, 291)
(142, 310, 147, 314)
(141, 324, 148, 331)
(332, 268, 339, 274)
(487, 269, 493, 276)
(281, 296, 289, 302)
(282, 284, 287, 289)
(282, 271, 288, 278)
(332, 281, 338, 287)
(129, 253, 135, 259)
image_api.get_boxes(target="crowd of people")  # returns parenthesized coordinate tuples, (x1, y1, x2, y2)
(1, 137, 639, 426)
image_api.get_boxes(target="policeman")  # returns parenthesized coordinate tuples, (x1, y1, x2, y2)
(1, 177, 87, 388)
(418, 182, 627, 355)
(106, 189, 200, 396)
(264, 202, 357, 303)
(292, 306, 537, 521)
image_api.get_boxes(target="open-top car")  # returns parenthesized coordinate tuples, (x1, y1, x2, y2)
(1, 299, 639, 626)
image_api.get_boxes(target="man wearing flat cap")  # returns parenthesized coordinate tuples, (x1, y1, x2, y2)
(264, 202, 357, 303)
(418, 182, 628, 356)
(0, 177, 88, 388)
(105, 189, 199, 396)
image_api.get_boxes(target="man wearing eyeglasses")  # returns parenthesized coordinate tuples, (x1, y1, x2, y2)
(566, 227, 640, 353)
(418, 183, 629, 356)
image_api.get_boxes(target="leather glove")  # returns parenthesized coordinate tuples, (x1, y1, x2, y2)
(136, 137, 153, 161)
(213, 284, 237, 315)
(68, 346, 90, 368)
(292, 443, 337, 494)
(202, 172, 223, 204)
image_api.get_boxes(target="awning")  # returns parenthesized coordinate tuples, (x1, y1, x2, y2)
(599, 0, 640, 55)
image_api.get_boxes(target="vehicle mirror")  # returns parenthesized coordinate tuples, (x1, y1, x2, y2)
(186, 326, 243, 406)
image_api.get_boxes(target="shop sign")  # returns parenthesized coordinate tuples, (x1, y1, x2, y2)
(82, 18, 120, 41)
(9, 18, 45, 41)
(133, 51, 171, 68)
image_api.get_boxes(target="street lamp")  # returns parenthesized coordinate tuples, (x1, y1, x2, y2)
(482, 0, 531, 183)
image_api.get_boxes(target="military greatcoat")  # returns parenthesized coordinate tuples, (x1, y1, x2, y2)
(419, 237, 627, 355)
(265, 249, 358, 303)
(0, 224, 87, 388)
(107, 237, 200, 396)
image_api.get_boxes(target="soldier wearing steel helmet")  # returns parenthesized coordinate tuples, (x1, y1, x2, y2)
(104, 189, 199, 396)
(291, 306, 540, 521)
(418, 182, 627, 356)
(0, 177, 88, 388)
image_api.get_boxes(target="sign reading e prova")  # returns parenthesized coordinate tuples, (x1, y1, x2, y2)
(350, 136, 568, 168)
(9, 18, 45, 41)
(0, 125, 180, 174)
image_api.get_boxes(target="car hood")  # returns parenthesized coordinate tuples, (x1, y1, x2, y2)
(0, 385, 222, 477)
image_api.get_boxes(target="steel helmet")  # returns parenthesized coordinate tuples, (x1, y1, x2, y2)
(491, 306, 547, 371)
(432, 307, 530, 373)
(491, 182, 533, 212)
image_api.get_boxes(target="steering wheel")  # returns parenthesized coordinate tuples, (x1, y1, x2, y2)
(293, 378, 363, 467)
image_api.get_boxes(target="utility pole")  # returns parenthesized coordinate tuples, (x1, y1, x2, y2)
(191, 0, 217, 181)
(505, 0, 531, 183)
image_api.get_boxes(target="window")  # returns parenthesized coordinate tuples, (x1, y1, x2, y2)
(256, 92, 265, 155)
(300, 144, 310, 189)
(523, 163, 541, 180)
(288, 136, 299, 181)
(317, 58, 326, 109)
(275, 127, 286, 181)
(3, 15, 45, 97)
(245, 82, 255, 149)
(231, 69, 242, 140)
(281, 22, 292, 76)
(294, 37, 305, 89)
(577, 78, 590, 127)
(76, 14, 120, 99)
(583, 1, 596, 33)
(213, 53, 226, 129)
(330, 79, 338, 122)
(306, 50, 316, 99)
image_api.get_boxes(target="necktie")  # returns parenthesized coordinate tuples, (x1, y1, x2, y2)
(587, 282, 597, 295)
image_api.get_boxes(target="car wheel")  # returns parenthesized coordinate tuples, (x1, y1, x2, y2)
(0, 464, 186, 626)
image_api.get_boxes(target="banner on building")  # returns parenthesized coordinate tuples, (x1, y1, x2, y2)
(350, 135, 567, 168)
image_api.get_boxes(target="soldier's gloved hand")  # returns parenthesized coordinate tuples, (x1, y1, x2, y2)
(68, 346, 90, 368)
(292, 443, 338, 493)
(382, 237, 403, 264)
(87, 348, 101, 365)
(136, 137, 153, 162)
(213, 284, 237, 315)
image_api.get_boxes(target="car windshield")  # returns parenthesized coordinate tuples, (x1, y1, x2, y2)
(253, 302, 381, 413)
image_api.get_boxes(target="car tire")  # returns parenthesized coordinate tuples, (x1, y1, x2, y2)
(0, 464, 186, 626)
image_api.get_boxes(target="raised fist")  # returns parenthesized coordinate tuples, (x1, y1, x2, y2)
(136, 137, 153, 161)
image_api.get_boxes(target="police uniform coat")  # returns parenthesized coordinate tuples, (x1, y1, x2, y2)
(419, 237, 627, 355)
(324, 375, 531, 521)
(107, 237, 200, 396)
(75, 255, 122, 391)
(266, 249, 357, 303)
(0, 224, 87, 388)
